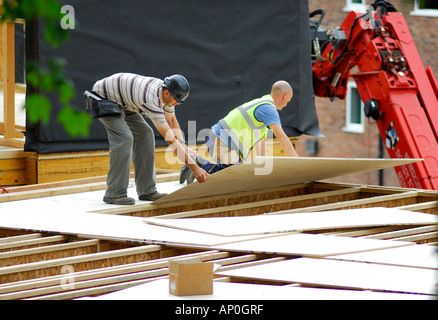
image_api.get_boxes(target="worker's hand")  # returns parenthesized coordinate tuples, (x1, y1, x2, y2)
(186, 147, 199, 159)
(192, 166, 209, 183)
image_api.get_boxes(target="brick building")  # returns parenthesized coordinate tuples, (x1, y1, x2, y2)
(295, 0, 438, 187)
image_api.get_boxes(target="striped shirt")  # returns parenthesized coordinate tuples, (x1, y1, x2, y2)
(92, 73, 174, 123)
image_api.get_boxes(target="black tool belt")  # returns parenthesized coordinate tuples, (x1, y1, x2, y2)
(83, 90, 122, 119)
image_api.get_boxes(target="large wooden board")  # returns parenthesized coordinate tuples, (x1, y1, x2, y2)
(144, 207, 438, 236)
(0, 209, 267, 247)
(329, 244, 438, 270)
(217, 258, 438, 295)
(0, 206, 413, 255)
(88, 278, 431, 300)
(153, 157, 422, 204)
(208, 233, 413, 257)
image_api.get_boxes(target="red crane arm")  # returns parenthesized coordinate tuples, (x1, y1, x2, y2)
(312, 7, 438, 190)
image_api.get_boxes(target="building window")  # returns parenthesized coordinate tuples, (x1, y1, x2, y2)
(411, 0, 438, 17)
(343, 81, 365, 134)
(344, 0, 367, 12)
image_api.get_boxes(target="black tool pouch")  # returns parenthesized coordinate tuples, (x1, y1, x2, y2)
(83, 90, 122, 119)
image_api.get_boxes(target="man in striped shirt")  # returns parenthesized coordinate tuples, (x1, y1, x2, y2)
(92, 73, 208, 205)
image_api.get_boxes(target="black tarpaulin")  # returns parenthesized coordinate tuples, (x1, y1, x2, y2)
(24, 0, 322, 154)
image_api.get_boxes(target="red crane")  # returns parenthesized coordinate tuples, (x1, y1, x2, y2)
(310, 0, 438, 190)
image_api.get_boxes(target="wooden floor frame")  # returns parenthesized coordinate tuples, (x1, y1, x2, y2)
(0, 177, 437, 300)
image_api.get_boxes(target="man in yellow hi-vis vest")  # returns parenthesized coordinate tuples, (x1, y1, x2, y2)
(180, 80, 299, 184)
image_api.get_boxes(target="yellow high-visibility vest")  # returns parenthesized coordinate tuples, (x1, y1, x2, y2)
(219, 94, 274, 160)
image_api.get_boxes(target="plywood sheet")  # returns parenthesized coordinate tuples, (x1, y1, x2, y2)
(217, 258, 438, 295)
(209, 233, 413, 257)
(0, 205, 413, 255)
(329, 244, 438, 270)
(153, 157, 420, 204)
(153, 157, 421, 204)
(144, 207, 438, 236)
(0, 209, 267, 247)
(88, 279, 431, 300)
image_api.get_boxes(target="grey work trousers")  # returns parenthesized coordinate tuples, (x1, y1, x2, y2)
(99, 110, 157, 198)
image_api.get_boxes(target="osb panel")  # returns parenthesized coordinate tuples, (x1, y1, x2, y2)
(154, 157, 421, 205)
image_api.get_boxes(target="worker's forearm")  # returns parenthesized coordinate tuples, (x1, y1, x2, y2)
(278, 136, 299, 157)
(155, 122, 193, 164)
(166, 115, 185, 143)
(254, 140, 266, 157)
(169, 123, 185, 143)
(171, 121, 184, 142)
(260, 140, 266, 156)
(155, 121, 207, 182)
(169, 139, 196, 165)
(168, 138, 208, 182)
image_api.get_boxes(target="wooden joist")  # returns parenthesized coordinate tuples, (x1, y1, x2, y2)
(0, 244, 165, 284)
(26, 255, 285, 301)
(0, 233, 43, 244)
(0, 250, 225, 295)
(0, 247, 282, 300)
(0, 239, 101, 267)
(0, 235, 68, 253)
(97, 182, 438, 219)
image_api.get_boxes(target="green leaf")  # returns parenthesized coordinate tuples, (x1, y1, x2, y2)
(40, 72, 56, 92)
(39, 0, 63, 19)
(44, 19, 70, 48)
(17, 0, 38, 19)
(26, 68, 40, 87)
(19, 0, 62, 20)
(25, 94, 52, 124)
(0, 0, 21, 21)
(57, 106, 92, 138)
(59, 81, 76, 104)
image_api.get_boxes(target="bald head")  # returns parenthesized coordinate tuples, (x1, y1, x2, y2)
(271, 80, 293, 96)
(270, 80, 293, 110)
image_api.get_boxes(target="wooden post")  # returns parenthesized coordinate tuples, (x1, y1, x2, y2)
(2, 21, 15, 141)
(0, 15, 24, 147)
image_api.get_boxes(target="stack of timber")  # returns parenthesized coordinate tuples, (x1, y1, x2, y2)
(0, 157, 436, 300)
